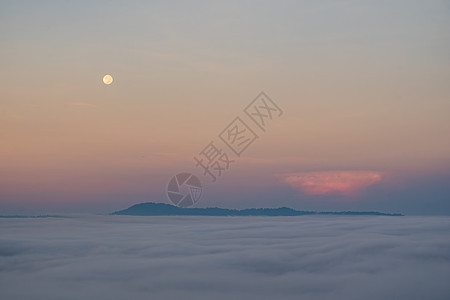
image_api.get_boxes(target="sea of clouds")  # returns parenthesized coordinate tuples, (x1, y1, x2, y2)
(1, 215, 450, 300)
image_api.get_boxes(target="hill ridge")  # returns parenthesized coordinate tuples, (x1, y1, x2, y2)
(112, 202, 403, 216)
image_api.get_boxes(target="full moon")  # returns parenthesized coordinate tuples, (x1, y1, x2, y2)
(103, 74, 113, 85)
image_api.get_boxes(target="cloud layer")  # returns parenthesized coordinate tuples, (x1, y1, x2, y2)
(281, 171, 383, 196)
(1, 215, 450, 300)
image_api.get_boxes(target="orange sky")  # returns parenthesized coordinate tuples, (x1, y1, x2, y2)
(1, 0, 449, 214)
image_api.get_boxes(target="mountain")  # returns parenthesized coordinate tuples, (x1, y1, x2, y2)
(112, 202, 403, 216)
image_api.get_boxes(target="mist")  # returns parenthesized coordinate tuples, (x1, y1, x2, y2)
(1, 215, 449, 299)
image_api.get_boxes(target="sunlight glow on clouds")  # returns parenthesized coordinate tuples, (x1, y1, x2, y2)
(281, 171, 383, 196)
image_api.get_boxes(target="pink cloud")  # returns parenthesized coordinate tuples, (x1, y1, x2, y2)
(281, 171, 383, 196)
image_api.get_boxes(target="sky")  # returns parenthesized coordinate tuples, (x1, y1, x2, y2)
(1, 0, 450, 214)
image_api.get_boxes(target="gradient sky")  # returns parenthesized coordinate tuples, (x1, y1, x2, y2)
(1, 0, 449, 214)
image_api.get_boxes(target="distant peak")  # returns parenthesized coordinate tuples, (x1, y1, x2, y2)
(112, 202, 402, 217)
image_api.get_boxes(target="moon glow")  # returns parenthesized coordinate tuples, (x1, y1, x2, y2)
(103, 75, 113, 85)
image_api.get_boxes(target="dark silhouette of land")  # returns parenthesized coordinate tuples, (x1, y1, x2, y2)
(112, 202, 403, 216)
